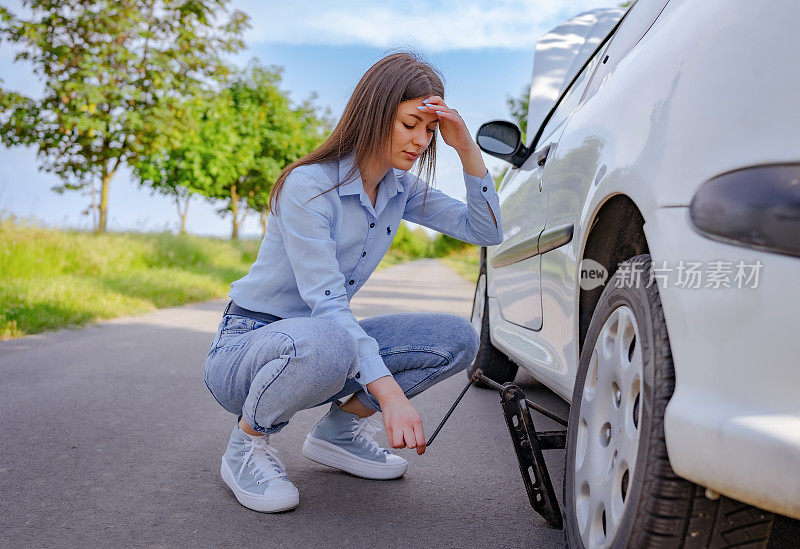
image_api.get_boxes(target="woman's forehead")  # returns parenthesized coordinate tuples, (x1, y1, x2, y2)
(398, 99, 438, 123)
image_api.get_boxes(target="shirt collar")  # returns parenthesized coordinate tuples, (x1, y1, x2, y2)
(337, 152, 405, 198)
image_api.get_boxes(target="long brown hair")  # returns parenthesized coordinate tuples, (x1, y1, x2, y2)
(268, 50, 445, 215)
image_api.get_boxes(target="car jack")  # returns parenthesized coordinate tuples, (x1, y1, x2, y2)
(425, 369, 568, 529)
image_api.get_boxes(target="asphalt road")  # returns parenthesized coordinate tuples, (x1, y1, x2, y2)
(0, 259, 570, 548)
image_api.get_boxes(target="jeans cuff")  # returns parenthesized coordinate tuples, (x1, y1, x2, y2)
(355, 390, 381, 412)
(242, 413, 288, 435)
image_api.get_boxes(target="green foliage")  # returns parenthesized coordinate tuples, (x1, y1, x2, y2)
(506, 85, 530, 143)
(388, 222, 434, 258)
(0, 215, 258, 338)
(219, 62, 332, 235)
(0, 212, 484, 337)
(491, 166, 507, 189)
(439, 245, 480, 282)
(432, 233, 471, 256)
(382, 224, 482, 268)
(0, 0, 250, 232)
(383, 224, 481, 262)
(235, 64, 334, 214)
(132, 61, 332, 239)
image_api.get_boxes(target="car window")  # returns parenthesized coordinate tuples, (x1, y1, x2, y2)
(526, 7, 627, 147)
(582, 0, 672, 103)
(536, 41, 610, 146)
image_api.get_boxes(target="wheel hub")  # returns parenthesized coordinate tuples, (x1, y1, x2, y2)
(574, 305, 643, 548)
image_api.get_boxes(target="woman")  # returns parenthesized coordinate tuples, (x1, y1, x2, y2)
(203, 51, 503, 513)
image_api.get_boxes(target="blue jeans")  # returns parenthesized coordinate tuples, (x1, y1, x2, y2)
(203, 308, 480, 434)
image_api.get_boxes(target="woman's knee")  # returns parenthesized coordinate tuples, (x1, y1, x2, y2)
(444, 315, 480, 368)
(294, 318, 358, 383)
(203, 353, 242, 415)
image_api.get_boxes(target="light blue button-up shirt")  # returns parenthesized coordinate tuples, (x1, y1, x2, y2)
(229, 151, 503, 392)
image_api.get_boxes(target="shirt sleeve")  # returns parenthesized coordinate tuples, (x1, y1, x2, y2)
(274, 169, 391, 391)
(401, 168, 503, 245)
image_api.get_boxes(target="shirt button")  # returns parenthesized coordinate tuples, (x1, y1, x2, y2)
(369, 222, 375, 228)
(362, 251, 366, 257)
(324, 290, 330, 296)
(349, 280, 355, 285)
(355, 372, 361, 379)
(482, 186, 488, 192)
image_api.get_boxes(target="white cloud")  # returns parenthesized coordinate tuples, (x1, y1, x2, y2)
(236, 0, 624, 51)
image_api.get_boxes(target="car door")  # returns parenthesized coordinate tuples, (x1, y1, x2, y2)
(489, 139, 551, 330)
(535, 0, 674, 390)
(489, 27, 617, 332)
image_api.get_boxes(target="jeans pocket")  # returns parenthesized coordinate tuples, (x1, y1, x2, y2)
(209, 315, 269, 354)
(221, 315, 265, 335)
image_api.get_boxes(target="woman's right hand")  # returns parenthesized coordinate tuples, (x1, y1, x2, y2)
(367, 376, 426, 455)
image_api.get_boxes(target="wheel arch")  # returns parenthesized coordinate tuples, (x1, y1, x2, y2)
(578, 194, 649, 355)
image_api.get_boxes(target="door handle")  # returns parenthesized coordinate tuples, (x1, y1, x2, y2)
(536, 144, 552, 167)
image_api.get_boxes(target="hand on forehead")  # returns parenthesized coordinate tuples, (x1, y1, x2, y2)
(399, 98, 439, 125)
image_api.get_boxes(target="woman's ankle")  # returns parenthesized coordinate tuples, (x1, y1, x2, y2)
(238, 417, 264, 436)
(338, 395, 377, 418)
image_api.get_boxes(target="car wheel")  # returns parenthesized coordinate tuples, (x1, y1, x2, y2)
(467, 247, 518, 385)
(564, 254, 773, 548)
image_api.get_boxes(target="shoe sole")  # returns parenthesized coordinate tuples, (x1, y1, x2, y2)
(220, 458, 299, 513)
(302, 435, 407, 480)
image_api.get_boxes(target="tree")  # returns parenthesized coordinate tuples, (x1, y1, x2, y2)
(133, 62, 332, 240)
(239, 83, 333, 239)
(0, 0, 248, 232)
(131, 93, 237, 234)
(491, 85, 532, 188)
(207, 62, 331, 240)
(506, 85, 529, 143)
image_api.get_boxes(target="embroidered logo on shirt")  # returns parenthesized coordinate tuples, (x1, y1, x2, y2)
(386, 226, 392, 235)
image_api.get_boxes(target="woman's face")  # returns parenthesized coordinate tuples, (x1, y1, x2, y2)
(389, 97, 439, 169)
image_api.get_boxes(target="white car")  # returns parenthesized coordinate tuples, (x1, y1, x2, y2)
(472, 0, 800, 547)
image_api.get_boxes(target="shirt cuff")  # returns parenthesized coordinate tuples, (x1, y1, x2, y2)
(355, 353, 392, 389)
(463, 168, 496, 199)
(464, 169, 503, 242)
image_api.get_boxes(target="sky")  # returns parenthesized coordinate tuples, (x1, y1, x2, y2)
(0, 0, 622, 239)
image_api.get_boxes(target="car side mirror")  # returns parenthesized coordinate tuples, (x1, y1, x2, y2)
(476, 120, 529, 168)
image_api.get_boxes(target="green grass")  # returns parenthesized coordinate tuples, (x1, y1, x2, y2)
(0, 215, 476, 339)
(0, 217, 429, 339)
(439, 245, 480, 283)
(0, 217, 262, 339)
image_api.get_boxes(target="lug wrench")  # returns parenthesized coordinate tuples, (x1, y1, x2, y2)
(425, 369, 568, 529)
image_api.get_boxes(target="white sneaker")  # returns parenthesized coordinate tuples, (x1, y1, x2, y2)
(303, 402, 407, 480)
(220, 425, 299, 512)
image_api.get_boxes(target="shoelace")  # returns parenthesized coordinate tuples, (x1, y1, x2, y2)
(349, 416, 386, 456)
(239, 436, 288, 486)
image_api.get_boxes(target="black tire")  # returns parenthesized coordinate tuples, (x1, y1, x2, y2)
(467, 247, 518, 385)
(564, 254, 774, 548)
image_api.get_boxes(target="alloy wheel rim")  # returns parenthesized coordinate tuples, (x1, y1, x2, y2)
(471, 273, 486, 335)
(574, 305, 643, 548)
